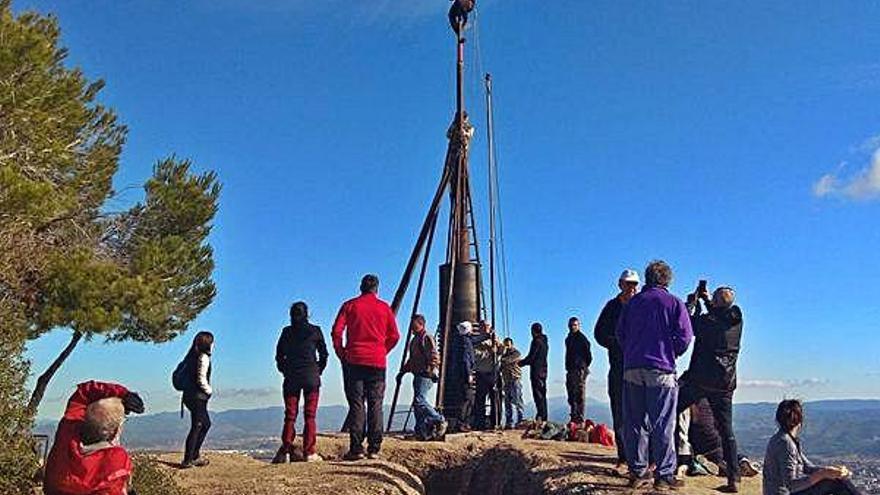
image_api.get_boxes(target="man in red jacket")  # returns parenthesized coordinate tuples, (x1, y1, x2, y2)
(332, 274, 400, 460)
(44, 380, 145, 495)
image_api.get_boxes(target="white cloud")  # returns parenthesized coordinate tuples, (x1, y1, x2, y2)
(740, 378, 829, 389)
(814, 147, 880, 201)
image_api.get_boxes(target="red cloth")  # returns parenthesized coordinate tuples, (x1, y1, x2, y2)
(44, 381, 132, 495)
(590, 423, 616, 447)
(331, 293, 400, 369)
(282, 388, 320, 456)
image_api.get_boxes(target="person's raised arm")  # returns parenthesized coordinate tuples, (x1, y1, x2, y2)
(672, 300, 694, 357)
(63, 381, 131, 421)
(331, 303, 348, 361)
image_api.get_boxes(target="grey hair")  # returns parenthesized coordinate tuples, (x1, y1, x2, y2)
(644, 260, 673, 287)
(713, 287, 736, 309)
(82, 398, 125, 444)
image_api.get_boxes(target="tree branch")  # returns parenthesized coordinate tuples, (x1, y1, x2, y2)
(27, 331, 83, 416)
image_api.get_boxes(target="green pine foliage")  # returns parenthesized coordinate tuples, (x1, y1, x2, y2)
(1, 0, 220, 445)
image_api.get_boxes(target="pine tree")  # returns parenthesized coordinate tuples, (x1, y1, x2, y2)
(0, 0, 221, 428)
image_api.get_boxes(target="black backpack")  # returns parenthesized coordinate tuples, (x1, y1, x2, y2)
(171, 355, 194, 392)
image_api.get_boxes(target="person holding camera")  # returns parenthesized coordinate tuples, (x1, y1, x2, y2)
(677, 283, 743, 493)
(398, 315, 447, 441)
(44, 381, 145, 495)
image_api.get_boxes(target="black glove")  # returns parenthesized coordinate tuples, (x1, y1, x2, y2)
(123, 392, 145, 415)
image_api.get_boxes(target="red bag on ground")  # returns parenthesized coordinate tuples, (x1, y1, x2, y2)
(589, 423, 615, 447)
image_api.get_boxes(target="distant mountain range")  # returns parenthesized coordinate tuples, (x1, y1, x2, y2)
(35, 398, 880, 458)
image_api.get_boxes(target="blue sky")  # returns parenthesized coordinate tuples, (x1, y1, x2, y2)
(18, 0, 880, 419)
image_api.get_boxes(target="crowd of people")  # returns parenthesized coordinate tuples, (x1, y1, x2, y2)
(40, 265, 865, 495)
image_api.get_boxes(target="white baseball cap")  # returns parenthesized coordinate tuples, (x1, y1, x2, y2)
(457, 321, 473, 335)
(619, 269, 640, 283)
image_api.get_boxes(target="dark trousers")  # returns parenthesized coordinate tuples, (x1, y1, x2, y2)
(183, 396, 211, 463)
(344, 364, 386, 455)
(608, 371, 626, 463)
(474, 371, 498, 429)
(282, 387, 320, 456)
(677, 382, 738, 483)
(566, 368, 588, 423)
(458, 377, 476, 428)
(530, 374, 548, 422)
(793, 479, 864, 495)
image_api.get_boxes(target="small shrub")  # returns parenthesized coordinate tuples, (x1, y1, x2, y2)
(131, 455, 187, 495)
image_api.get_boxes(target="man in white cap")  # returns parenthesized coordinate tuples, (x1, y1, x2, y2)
(451, 320, 490, 432)
(594, 268, 641, 472)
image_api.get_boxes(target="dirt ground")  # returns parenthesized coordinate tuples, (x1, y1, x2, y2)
(155, 431, 762, 495)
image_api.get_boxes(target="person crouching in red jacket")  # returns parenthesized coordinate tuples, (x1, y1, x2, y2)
(332, 274, 400, 460)
(44, 380, 145, 495)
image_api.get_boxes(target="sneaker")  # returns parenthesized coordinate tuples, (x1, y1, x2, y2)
(627, 473, 652, 489)
(342, 451, 365, 461)
(653, 476, 685, 491)
(739, 458, 760, 478)
(192, 458, 210, 467)
(305, 453, 324, 463)
(271, 448, 289, 465)
(686, 459, 710, 477)
(366, 451, 381, 460)
(179, 461, 194, 469)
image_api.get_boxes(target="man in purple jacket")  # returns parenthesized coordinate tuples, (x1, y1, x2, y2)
(616, 260, 693, 491)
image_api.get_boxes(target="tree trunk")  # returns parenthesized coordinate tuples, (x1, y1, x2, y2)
(27, 331, 83, 416)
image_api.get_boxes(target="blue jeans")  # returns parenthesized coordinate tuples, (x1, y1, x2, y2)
(623, 369, 678, 479)
(503, 379, 524, 426)
(412, 375, 444, 437)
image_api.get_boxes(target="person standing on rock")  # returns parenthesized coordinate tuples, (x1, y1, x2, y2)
(500, 337, 525, 429)
(594, 268, 640, 469)
(332, 274, 400, 460)
(397, 314, 447, 441)
(519, 322, 549, 422)
(616, 260, 693, 491)
(564, 316, 592, 425)
(273, 301, 329, 463)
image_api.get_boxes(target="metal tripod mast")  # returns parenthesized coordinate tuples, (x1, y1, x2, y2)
(386, 12, 484, 431)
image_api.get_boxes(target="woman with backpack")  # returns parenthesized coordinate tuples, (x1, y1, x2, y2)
(273, 301, 328, 463)
(178, 331, 214, 468)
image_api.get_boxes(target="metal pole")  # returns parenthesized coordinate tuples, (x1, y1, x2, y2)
(484, 73, 497, 330)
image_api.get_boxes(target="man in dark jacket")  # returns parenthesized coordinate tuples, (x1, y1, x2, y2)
(398, 314, 446, 440)
(450, 320, 490, 432)
(519, 322, 549, 422)
(448, 0, 475, 34)
(677, 286, 743, 493)
(332, 274, 400, 460)
(594, 268, 640, 467)
(274, 301, 328, 463)
(564, 317, 592, 424)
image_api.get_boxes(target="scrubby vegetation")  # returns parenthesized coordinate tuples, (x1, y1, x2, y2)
(132, 455, 188, 495)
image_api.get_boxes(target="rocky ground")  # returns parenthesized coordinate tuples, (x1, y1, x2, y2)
(155, 431, 762, 495)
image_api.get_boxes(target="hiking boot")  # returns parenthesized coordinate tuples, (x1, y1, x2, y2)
(739, 458, 760, 478)
(192, 458, 210, 467)
(719, 481, 739, 493)
(179, 460, 194, 469)
(271, 448, 289, 464)
(627, 472, 652, 489)
(653, 476, 685, 491)
(342, 451, 365, 461)
(366, 451, 381, 460)
(305, 453, 324, 463)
